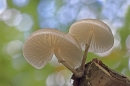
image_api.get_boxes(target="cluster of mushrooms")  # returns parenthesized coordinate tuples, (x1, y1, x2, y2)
(23, 19, 114, 78)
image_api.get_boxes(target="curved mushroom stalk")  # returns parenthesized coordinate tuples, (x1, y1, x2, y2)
(23, 28, 83, 77)
(54, 48, 77, 74)
(69, 19, 114, 70)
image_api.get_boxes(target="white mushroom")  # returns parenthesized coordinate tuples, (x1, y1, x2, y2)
(68, 19, 114, 70)
(23, 28, 83, 77)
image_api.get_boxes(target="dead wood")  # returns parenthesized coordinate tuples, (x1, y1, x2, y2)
(71, 58, 130, 86)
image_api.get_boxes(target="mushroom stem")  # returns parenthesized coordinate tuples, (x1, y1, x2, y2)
(54, 48, 77, 74)
(80, 44, 89, 70)
(80, 32, 93, 70)
(54, 48, 84, 78)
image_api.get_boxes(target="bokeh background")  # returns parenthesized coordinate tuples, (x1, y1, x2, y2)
(0, 0, 130, 86)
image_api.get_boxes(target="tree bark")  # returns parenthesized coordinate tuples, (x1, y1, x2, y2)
(71, 58, 130, 86)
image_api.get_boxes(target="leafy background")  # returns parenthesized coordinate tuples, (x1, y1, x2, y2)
(0, 0, 130, 86)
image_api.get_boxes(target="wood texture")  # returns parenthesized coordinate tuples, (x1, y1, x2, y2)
(72, 59, 130, 86)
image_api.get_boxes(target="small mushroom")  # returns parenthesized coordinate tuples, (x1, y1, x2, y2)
(68, 19, 114, 70)
(23, 28, 83, 76)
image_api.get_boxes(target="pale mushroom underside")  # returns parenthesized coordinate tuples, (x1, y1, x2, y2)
(23, 29, 83, 69)
(69, 19, 114, 53)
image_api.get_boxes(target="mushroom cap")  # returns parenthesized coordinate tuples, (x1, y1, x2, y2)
(68, 19, 114, 53)
(23, 28, 82, 69)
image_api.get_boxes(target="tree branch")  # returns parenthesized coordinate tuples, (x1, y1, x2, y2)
(71, 58, 130, 86)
